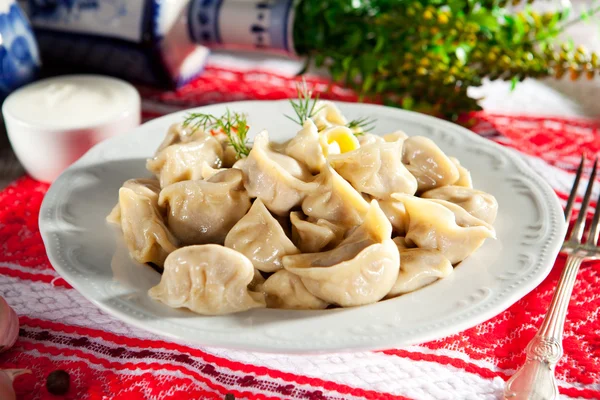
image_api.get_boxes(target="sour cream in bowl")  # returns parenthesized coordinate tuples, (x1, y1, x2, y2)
(3, 74, 141, 182)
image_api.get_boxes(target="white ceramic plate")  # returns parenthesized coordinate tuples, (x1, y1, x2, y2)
(39, 100, 566, 353)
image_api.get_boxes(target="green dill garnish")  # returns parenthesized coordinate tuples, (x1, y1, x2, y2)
(183, 109, 251, 158)
(182, 113, 219, 133)
(347, 116, 376, 135)
(226, 110, 251, 158)
(285, 78, 376, 136)
(285, 78, 322, 126)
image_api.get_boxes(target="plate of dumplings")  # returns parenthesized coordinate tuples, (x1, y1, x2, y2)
(40, 99, 566, 353)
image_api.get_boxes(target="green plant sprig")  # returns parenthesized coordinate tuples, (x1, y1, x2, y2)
(293, 0, 600, 120)
(347, 116, 376, 134)
(287, 78, 377, 134)
(285, 79, 322, 126)
(182, 113, 219, 133)
(183, 110, 251, 158)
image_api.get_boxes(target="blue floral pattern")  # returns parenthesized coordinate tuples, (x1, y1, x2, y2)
(0, 1, 40, 97)
(29, 0, 127, 25)
(189, 0, 294, 53)
(30, 0, 79, 18)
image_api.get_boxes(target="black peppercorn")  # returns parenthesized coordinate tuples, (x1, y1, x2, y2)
(225, 394, 235, 400)
(46, 370, 70, 395)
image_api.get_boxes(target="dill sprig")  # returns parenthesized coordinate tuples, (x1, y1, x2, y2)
(183, 113, 218, 133)
(347, 116, 376, 135)
(183, 109, 251, 159)
(285, 78, 322, 126)
(225, 110, 251, 158)
(286, 78, 377, 136)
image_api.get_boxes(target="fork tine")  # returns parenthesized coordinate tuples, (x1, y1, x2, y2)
(570, 158, 598, 243)
(587, 171, 600, 246)
(564, 154, 586, 221)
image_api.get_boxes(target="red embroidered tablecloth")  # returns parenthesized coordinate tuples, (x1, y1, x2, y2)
(1, 63, 600, 400)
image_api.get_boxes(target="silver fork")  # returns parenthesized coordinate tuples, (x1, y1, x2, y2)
(504, 154, 598, 400)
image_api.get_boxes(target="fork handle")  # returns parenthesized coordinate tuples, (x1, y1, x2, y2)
(503, 254, 584, 400)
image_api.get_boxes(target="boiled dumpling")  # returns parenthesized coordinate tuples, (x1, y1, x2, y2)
(329, 140, 418, 199)
(386, 248, 453, 298)
(290, 212, 345, 253)
(393, 194, 495, 264)
(159, 169, 251, 245)
(450, 157, 473, 188)
(154, 123, 203, 153)
(213, 132, 240, 168)
(259, 270, 328, 310)
(378, 199, 409, 235)
(107, 179, 178, 268)
(392, 236, 411, 249)
(302, 166, 370, 228)
(312, 101, 370, 136)
(225, 199, 299, 273)
(239, 130, 316, 215)
(107, 178, 162, 224)
(200, 161, 227, 180)
(357, 131, 406, 147)
(147, 133, 223, 187)
(311, 100, 348, 131)
(155, 123, 185, 152)
(249, 268, 266, 291)
(148, 245, 266, 315)
(285, 119, 327, 174)
(383, 130, 408, 143)
(402, 136, 459, 192)
(357, 133, 385, 146)
(283, 200, 400, 307)
(422, 186, 498, 224)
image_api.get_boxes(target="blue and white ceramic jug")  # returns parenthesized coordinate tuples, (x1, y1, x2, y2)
(0, 0, 40, 97)
(19, 0, 295, 89)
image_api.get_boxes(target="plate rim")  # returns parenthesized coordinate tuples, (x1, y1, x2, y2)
(39, 99, 567, 353)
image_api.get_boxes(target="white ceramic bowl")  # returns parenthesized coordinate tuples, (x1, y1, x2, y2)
(3, 74, 141, 182)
